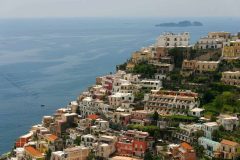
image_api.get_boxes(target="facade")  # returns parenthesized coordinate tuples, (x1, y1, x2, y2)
(16, 132, 33, 148)
(217, 114, 239, 131)
(222, 40, 240, 59)
(108, 92, 134, 108)
(81, 134, 97, 148)
(178, 142, 196, 160)
(64, 146, 90, 160)
(221, 71, 240, 86)
(172, 123, 202, 144)
(144, 90, 199, 115)
(188, 108, 205, 117)
(202, 122, 219, 140)
(79, 97, 109, 118)
(131, 49, 153, 64)
(220, 139, 240, 160)
(96, 135, 117, 159)
(116, 130, 149, 157)
(156, 32, 190, 48)
(196, 61, 220, 73)
(198, 137, 221, 158)
(140, 79, 162, 90)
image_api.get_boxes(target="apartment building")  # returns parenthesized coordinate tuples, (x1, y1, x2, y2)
(144, 90, 199, 115)
(156, 32, 190, 48)
(221, 71, 240, 86)
(222, 40, 240, 59)
(202, 122, 219, 140)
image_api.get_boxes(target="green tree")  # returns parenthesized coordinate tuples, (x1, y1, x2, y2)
(152, 111, 159, 122)
(45, 149, 52, 160)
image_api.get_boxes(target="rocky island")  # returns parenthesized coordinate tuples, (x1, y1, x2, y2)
(155, 20, 203, 27)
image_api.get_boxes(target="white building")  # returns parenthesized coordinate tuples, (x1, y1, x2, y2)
(202, 122, 219, 140)
(217, 114, 239, 131)
(96, 135, 117, 159)
(140, 79, 162, 90)
(108, 92, 134, 108)
(156, 32, 190, 48)
(81, 134, 97, 148)
(79, 97, 109, 118)
(198, 137, 221, 158)
(188, 108, 205, 117)
(90, 119, 109, 134)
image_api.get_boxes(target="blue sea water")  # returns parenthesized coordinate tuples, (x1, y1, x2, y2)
(0, 17, 240, 154)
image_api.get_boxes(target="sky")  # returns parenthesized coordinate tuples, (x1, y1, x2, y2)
(0, 0, 239, 18)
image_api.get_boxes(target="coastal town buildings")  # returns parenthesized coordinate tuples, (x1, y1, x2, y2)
(198, 137, 221, 158)
(222, 40, 240, 59)
(202, 122, 219, 140)
(144, 90, 200, 115)
(220, 139, 240, 160)
(155, 32, 190, 48)
(221, 71, 240, 86)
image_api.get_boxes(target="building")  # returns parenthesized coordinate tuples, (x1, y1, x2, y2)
(195, 32, 230, 50)
(188, 108, 205, 117)
(220, 139, 240, 160)
(108, 92, 134, 108)
(181, 60, 220, 74)
(90, 119, 109, 134)
(202, 122, 219, 140)
(131, 49, 153, 64)
(51, 151, 66, 160)
(96, 135, 118, 159)
(81, 134, 97, 148)
(222, 40, 240, 59)
(140, 79, 162, 90)
(178, 142, 196, 160)
(144, 90, 199, 115)
(221, 71, 240, 86)
(217, 114, 239, 131)
(15, 132, 33, 148)
(198, 137, 221, 158)
(156, 32, 190, 48)
(172, 123, 202, 144)
(64, 146, 90, 160)
(195, 61, 220, 73)
(24, 146, 45, 160)
(116, 130, 149, 157)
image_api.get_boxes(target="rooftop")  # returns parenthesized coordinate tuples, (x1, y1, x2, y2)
(24, 146, 43, 158)
(221, 139, 240, 147)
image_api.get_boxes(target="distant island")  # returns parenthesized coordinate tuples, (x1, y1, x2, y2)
(155, 20, 203, 27)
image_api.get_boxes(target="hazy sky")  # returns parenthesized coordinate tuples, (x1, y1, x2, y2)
(0, 0, 239, 18)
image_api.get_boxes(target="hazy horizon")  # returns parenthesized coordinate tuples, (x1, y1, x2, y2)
(0, 0, 239, 18)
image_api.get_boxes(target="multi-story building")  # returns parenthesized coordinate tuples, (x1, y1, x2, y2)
(195, 32, 230, 50)
(90, 119, 109, 134)
(15, 132, 33, 148)
(79, 97, 109, 118)
(156, 32, 190, 48)
(221, 71, 240, 86)
(116, 130, 149, 157)
(198, 137, 221, 158)
(96, 135, 118, 159)
(195, 61, 220, 73)
(81, 134, 97, 148)
(64, 146, 90, 160)
(220, 139, 240, 160)
(217, 114, 239, 131)
(181, 60, 220, 74)
(222, 40, 240, 59)
(131, 49, 153, 64)
(108, 92, 134, 109)
(177, 142, 196, 160)
(172, 123, 202, 144)
(144, 90, 199, 115)
(202, 122, 219, 140)
(140, 79, 162, 90)
(130, 110, 153, 125)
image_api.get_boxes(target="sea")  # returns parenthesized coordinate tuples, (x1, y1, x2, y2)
(0, 17, 240, 154)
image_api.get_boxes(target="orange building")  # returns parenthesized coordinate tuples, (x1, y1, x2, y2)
(15, 132, 33, 148)
(24, 146, 45, 160)
(178, 142, 196, 160)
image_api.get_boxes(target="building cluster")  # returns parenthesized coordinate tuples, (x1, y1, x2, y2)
(8, 31, 240, 160)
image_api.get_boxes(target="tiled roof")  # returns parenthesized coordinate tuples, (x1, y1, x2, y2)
(24, 146, 43, 158)
(45, 134, 58, 142)
(180, 142, 193, 150)
(221, 139, 239, 147)
(87, 114, 99, 120)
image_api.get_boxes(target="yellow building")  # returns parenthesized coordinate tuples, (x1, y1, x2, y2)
(221, 71, 240, 86)
(222, 41, 240, 58)
(131, 50, 152, 64)
(220, 139, 240, 160)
